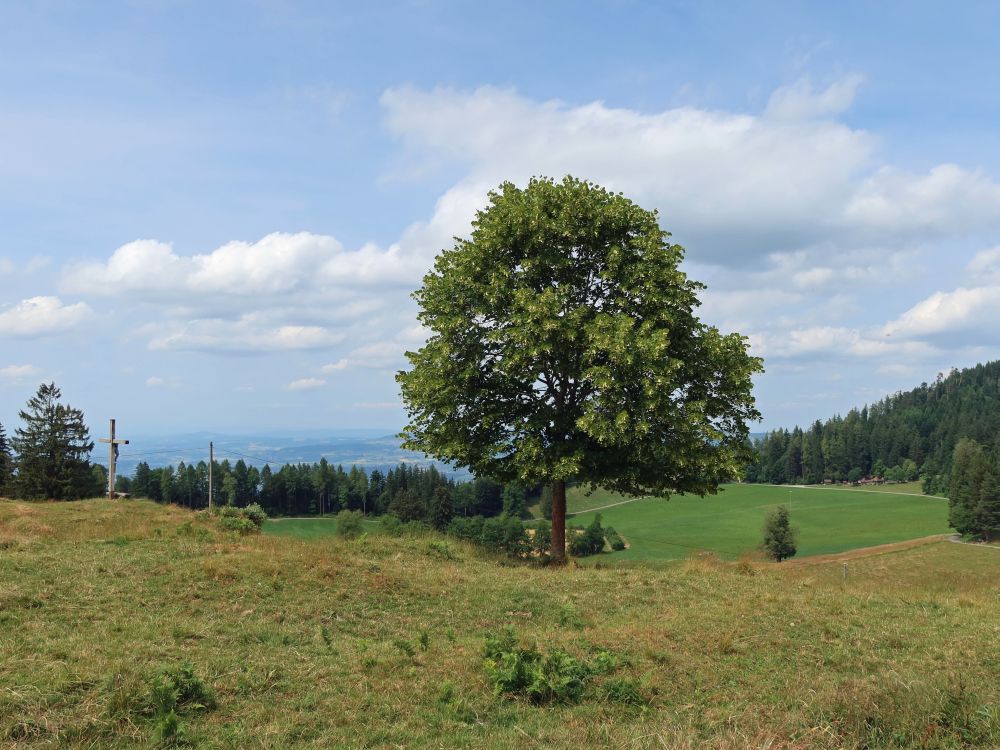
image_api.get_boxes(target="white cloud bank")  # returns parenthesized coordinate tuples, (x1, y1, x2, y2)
(0, 363, 41, 381)
(0, 296, 92, 337)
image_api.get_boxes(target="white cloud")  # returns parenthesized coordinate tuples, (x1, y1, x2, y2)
(146, 375, 182, 389)
(381, 83, 1000, 266)
(765, 75, 865, 120)
(286, 377, 326, 391)
(0, 296, 92, 336)
(62, 232, 425, 300)
(0, 363, 41, 381)
(322, 327, 429, 373)
(881, 286, 1000, 340)
(146, 316, 346, 353)
(968, 246, 1000, 281)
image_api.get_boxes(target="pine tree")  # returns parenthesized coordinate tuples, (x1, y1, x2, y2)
(12, 383, 95, 500)
(761, 505, 797, 561)
(429, 486, 453, 530)
(0, 421, 13, 495)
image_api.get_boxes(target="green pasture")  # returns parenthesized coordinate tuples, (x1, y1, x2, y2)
(567, 482, 951, 561)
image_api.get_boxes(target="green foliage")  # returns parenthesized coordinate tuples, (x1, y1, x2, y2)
(604, 526, 626, 551)
(949, 439, 1000, 540)
(570, 514, 607, 556)
(0, 420, 12, 496)
(147, 662, 214, 746)
(446, 515, 485, 541)
(334, 509, 365, 539)
(531, 521, 552, 556)
(11, 382, 95, 500)
(481, 514, 530, 556)
(748, 360, 1000, 490)
(399, 176, 762, 560)
(761, 505, 797, 562)
(483, 628, 626, 705)
(429, 486, 454, 530)
(242, 502, 268, 527)
(216, 505, 259, 535)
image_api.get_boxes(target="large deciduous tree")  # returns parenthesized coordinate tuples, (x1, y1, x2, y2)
(397, 176, 763, 562)
(12, 382, 96, 500)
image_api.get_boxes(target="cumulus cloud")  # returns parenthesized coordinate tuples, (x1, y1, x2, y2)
(881, 286, 1000, 340)
(322, 326, 429, 373)
(0, 363, 41, 381)
(146, 315, 346, 353)
(0, 296, 92, 336)
(286, 377, 326, 391)
(62, 232, 427, 300)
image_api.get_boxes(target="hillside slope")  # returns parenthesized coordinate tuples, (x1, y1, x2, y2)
(1, 499, 998, 749)
(748, 359, 1000, 493)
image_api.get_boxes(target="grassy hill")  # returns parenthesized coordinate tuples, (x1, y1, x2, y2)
(1, 498, 999, 748)
(558, 483, 951, 562)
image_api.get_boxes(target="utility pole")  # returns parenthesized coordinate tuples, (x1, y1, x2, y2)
(99, 419, 129, 500)
(208, 441, 214, 510)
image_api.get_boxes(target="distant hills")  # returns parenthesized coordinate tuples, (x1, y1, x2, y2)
(109, 429, 466, 478)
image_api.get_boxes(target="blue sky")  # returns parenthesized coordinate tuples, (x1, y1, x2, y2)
(2, 1, 1000, 436)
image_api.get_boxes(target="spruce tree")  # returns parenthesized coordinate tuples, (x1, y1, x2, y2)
(429, 486, 454, 530)
(0, 421, 13, 496)
(762, 505, 797, 561)
(12, 382, 95, 500)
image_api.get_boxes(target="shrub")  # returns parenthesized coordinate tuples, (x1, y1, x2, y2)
(570, 514, 606, 556)
(605, 526, 626, 551)
(242, 503, 268, 527)
(377, 514, 404, 536)
(481, 514, 530, 557)
(447, 515, 485, 542)
(335, 509, 365, 539)
(483, 628, 591, 704)
(532, 521, 552, 556)
(146, 662, 215, 746)
(216, 505, 263, 535)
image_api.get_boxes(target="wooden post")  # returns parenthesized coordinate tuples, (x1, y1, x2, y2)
(208, 442, 214, 510)
(99, 419, 129, 500)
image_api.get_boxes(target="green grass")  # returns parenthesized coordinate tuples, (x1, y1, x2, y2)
(1, 498, 998, 749)
(263, 516, 378, 540)
(566, 483, 951, 562)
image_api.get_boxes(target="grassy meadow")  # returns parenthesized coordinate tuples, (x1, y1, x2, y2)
(2, 497, 999, 749)
(561, 483, 951, 562)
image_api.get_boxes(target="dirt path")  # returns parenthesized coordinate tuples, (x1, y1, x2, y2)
(783, 534, 951, 565)
(948, 534, 1000, 551)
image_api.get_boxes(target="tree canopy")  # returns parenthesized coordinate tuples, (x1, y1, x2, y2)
(398, 176, 762, 561)
(11, 382, 96, 500)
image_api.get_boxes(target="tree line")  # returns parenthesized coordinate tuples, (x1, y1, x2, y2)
(745, 360, 1000, 495)
(128, 457, 538, 522)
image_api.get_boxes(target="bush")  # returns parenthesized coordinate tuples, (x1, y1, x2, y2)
(532, 521, 552, 556)
(242, 503, 268, 527)
(377, 514, 404, 536)
(605, 526, 626, 551)
(147, 661, 215, 746)
(335, 509, 365, 539)
(570, 514, 606, 556)
(216, 505, 264, 535)
(482, 628, 594, 704)
(447, 515, 485, 542)
(481, 514, 530, 556)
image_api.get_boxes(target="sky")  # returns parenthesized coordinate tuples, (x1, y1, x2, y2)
(2, 0, 1000, 437)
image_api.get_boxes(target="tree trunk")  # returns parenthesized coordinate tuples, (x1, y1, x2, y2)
(550, 479, 567, 564)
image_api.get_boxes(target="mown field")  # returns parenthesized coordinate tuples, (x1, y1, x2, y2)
(2, 498, 998, 749)
(563, 483, 951, 562)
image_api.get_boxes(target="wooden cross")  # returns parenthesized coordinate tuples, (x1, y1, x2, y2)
(99, 419, 129, 500)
